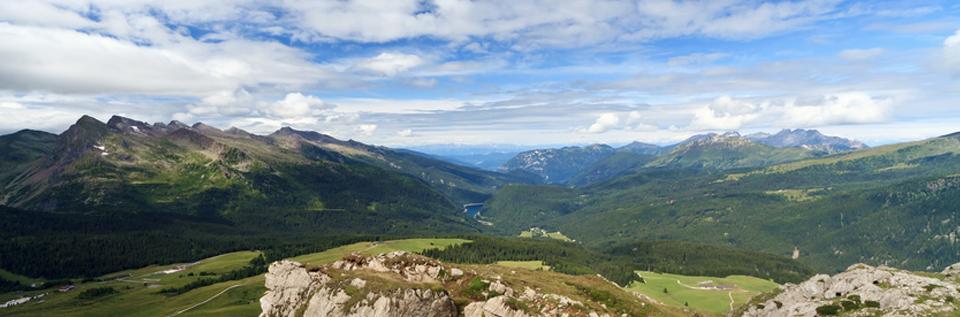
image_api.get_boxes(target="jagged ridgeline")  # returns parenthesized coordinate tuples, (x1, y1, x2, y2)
(0, 115, 536, 278)
(0, 115, 528, 215)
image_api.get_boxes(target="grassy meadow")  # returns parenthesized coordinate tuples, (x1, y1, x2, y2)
(0, 238, 467, 317)
(626, 271, 778, 316)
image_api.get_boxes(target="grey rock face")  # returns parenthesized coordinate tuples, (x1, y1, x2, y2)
(742, 263, 960, 317)
(259, 255, 458, 317)
(261, 252, 621, 317)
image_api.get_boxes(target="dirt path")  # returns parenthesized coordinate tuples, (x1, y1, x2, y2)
(165, 284, 241, 317)
(728, 291, 735, 312)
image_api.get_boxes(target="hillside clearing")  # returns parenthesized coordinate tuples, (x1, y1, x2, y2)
(626, 271, 778, 316)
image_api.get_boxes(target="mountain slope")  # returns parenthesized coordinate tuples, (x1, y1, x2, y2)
(746, 129, 867, 153)
(500, 144, 616, 184)
(482, 132, 960, 273)
(1, 116, 455, 218)
(269, 127, 535, 203)
(0, 115, 529, 215)
(0, 129, 58, 182)
(645, 132, 816, 170)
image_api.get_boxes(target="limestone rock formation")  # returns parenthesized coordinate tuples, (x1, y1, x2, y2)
(259, 252, 458, 317)
(742, 263, 960, 317)
(260, 252, 652, 317)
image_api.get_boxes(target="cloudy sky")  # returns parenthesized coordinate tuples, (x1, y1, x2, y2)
(1, 0, 959, 146)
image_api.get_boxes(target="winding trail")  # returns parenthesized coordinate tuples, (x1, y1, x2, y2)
(165, 284, 242, 317)
(728, 291, 735, 312)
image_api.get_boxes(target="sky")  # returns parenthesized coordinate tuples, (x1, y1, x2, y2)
(0, 0, 959, 147)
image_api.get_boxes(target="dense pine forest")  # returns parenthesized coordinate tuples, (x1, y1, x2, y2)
(423, 236, 811, 285)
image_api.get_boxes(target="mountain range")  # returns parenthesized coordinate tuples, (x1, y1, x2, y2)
(499, 129, 866, 185)
(5, 115, 960, 303)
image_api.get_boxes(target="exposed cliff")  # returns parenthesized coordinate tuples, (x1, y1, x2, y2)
(260, 252, 676, 317)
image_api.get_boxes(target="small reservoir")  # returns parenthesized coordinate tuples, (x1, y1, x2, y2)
(463, 203, 483, 218)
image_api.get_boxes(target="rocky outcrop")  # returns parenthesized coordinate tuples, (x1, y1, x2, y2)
(259, 252, 458, 317)
(742, 263, 960, 317)
(260, 252, 645, 317)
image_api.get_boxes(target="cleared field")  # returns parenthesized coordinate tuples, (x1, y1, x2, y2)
(0, 238, 469, 317)
(290, 238, 468, 265)
(519, 228, 574, 242)
(626, 271, 778, 316)
(495, 260, 551, 271)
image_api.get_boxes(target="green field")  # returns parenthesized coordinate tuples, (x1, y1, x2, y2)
(495, 260, 551, 271)
(626, 271, 778, 316)
(0, 238, 469, 317)
(519, 228, 574, 242)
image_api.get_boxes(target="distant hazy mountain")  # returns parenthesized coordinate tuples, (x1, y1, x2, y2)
(618, 141, 663, 155)
(646, 131, 816, 170)
(405, 144, 537, 171)
(437, 152, 521, 171)
(498, 129, 867, 186)
(746, 129, 867, 153)
(501, 144, 616, 184)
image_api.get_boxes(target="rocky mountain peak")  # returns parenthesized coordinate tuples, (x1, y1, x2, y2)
(271, 126, 341, 144)
(56, 115, 110, 159)
(107, 115, 155, 135)
(167, 120, 191, 130)
(747, 128, 867, 153)
(681, 131, 752, 147)
(191, 122, 221, 132)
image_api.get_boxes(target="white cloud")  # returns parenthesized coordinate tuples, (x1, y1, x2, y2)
(357, 124, 378, 136)
(839, 48, 884, 60)
(582, 113, 621, 134)
(687, 93, 892, 131)
(407, 77, 438, 88)
(689, 96, 764, 131)
(397, 129, 414, 137)
(0, 10, 340, 96)
(667, 52, 728, 66)
(354, 52, 424, 77)
(0, 101, 25, 109)
(945, 29, 960, 74)
(269, 92, 332, 118)
(286, 0, 842, 46)
(785, 93, 891, 126)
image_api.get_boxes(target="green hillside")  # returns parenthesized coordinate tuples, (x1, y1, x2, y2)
(0, 239, 467, 317)
(627, 271, 777, 316)
(482, 133, 960, 272)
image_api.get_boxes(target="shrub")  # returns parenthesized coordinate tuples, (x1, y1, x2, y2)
(462, 277, 490, 300)
(815, 304, 840, 315)
(840, 300, 859, 310)
(864, 300, 880, 308)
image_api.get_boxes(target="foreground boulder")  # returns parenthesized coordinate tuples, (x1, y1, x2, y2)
(741, 263, 960, 317)
(260, 251, 669, 317)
